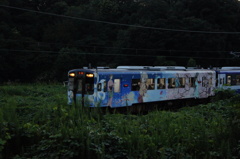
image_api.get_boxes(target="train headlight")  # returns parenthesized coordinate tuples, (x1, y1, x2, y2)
(86, 73, 94, 78)
(69, 72, 75, 77)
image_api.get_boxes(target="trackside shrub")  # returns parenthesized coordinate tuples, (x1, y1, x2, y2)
(0, 84, 240, 158)
(212, 88, 235, 102)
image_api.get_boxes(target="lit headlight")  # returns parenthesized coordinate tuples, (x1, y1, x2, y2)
(86, 73, 94, 78)
(69, 72, 75, 77)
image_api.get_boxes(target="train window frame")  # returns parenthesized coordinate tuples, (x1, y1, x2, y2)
(179, 77, 185, 88)
(202, 76, 207, 87)
(97, 81, 107, 92)
(168, 78, 175, 89)
(209, 77, 213, 86)
(97, 83, 101, 91)
(131, 79, 140, 91)
(189, 77, 196, 87)
(236, 75, 240, 85)
(114, 79, 121, 93)
(157, 78, 165, 89)
(85, 76, 94, 94)
(227, 75, 232, 85)
(147, 78, 155, 90)
(231, 75, 237, 86)
(225, 74, 240, 86)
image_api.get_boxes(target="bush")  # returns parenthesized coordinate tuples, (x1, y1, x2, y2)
(212, 88, 236, 102)
(1, 84, 240, 158)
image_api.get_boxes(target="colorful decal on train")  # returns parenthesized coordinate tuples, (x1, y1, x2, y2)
(70, 70, 215, 108)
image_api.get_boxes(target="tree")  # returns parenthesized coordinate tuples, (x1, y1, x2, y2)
(187, 58, 196, 67)
(153, 56, 176, 66)
(52, 47, 87, 81)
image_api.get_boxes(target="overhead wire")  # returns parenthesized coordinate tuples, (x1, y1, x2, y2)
(0, 4, 239, 60)
(1, 4, 240, 34)
(0, 48, 236, 60)
(0, 38, 233, 54)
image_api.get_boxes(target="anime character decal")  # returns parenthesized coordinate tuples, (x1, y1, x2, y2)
(200, 73, 214, 97)
(83, 71, 215, 108)
(194, 73, 200, 98)
(67, 90, 73, 105)
(107, 75, 114, 107)
(138, 72, 148, 103)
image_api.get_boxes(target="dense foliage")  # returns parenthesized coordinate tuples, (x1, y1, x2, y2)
(1, 0, 240, 82)
(0, 84, 240, 158)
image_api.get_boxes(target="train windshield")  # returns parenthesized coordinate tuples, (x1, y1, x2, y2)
(68, 71, 94, 95)
(85, 76, 94, 94)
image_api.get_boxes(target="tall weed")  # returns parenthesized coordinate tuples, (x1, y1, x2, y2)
(1, 84, 240, 158)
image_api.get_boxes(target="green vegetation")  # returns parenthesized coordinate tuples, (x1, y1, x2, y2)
(0, 84, 240, 158)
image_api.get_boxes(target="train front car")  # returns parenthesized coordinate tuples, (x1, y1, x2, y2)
(67, 69, 95, 107)
(67, 66, 217, 109)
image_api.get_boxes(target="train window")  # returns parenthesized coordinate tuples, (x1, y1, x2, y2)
(147, 79, 155, 90)
(179, 78, 185, 88)
(97, 83, 101, 91)
(175, 78, 179, 88)
(168, 78, 175, 88)
(85, 77, 94, 94)
(131, 79, 140, 91)
(114, 79, 121, 93)
(226, 74, 240, 86)
(232, 77, 237, 86)
(157, 78, 165, 89)
(236, 75, 240, 85)
(209, 77, 213, 86)
(202, 77, 207, 87)
(227, 76, 231, 85)
(85, 83, 94, 94)
(189, 77, 195, 87)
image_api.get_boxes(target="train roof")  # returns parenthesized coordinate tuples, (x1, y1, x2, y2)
(220, 67, 240, 70)
(69, 66, 215, 74)
(215, 67, 240, 73)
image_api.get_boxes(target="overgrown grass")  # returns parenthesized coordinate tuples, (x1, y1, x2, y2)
(0, 84, 240, 159)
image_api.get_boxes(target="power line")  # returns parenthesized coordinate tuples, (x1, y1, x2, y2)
(0, 48, 236, 60)
(0, 38, 233, 54)
(1, 4, 240, 34)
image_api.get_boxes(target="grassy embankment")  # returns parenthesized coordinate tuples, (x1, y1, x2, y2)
(0, 84, 240, 159)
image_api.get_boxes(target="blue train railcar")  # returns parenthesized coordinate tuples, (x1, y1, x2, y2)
(67, 66, 216, 108)
(216, 67, 240, 93)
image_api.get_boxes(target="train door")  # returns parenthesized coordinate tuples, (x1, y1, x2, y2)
(83, 73, 94, 107)
(218, 73, 225, 87)
(76, 78, 84, 105)
(97, 79, 107, 107)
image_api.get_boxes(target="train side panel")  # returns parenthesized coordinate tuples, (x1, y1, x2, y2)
(131, 70, 215, 105)
(69, 68, 216, 108)
(89, 70, 215, 108)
